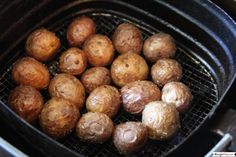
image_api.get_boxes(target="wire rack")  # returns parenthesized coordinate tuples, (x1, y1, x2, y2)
(0, 12, 218, 157)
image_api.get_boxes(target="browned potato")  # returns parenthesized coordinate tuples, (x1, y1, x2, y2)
(11, 57, 50, 90)
(86, 85, 121, 118)
(142, 101, 180, 140)
(76, 112, 114, 143)
(67, 16, 96, 47)
(151, 58, 182, 87)
(25, 28, 60, 62)
(8, 85, 43, 123)
(81, 67, 111, 93)
(113, 122, 147, 155)
(83, 34, 114, 66)
(48, 73, 85, 110)
(112, 23, 143, 54)
(162, 82, 193, 112)
(111, 53, 149, 87)
(59, 47, 87, 75)
(143, 32, 176, 62)
(39, 97, 79, 139)
(121, 80, 161, 115)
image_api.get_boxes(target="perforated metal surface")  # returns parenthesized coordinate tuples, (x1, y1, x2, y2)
(0, 12, 218, 157)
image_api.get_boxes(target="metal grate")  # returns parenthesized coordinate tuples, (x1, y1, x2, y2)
(0, 12, 218, 157)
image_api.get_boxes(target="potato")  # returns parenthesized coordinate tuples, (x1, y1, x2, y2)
(111, 53, 149, 87)
(11, 57, 50, 90)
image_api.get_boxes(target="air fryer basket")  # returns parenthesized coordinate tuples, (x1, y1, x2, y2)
(0, 0, 236, 157)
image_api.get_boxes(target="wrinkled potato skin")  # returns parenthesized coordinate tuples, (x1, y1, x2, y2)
(121, 80, 161, 115)
(143, 33, 176, 62)
(25, 28, 60, 62)
(67, 16, 96, 47)
(81, 67, 111, 93)
(111, 53, 149, 87)
(39, 97, 79, 139)
(113, 122, 147, 155)
(112, 23, 143, 54)
(76, 112, 114, 143)
(151, 58, 182, 87)
(49, 73, 85, 110)
(8, 85, 44, 123)
(59, 47, 87, 75)
(83, 34, 114, 66)
(11, 57, 50, 90)
(142, 101, 180, 140)
(162, 82, 193, 112)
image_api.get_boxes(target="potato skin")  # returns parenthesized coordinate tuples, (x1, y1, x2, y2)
(81, 67, 111, 93)
(112, 23, 143, 54)
(121, 80, 161, 115)
(48, 73, 85, 110)
(142, 101, 180, 140)
(67, 16, 96, 47)
(86, 85, 121, 118)
(151, 58, 182, 87)
(8, 85, 43, 123)
(59, 47, 87, 75)
(113, 122, 147, 155)
(143, 32, 176, 62)
(162, 82, 193, 112)
(111, 53, 149, 87)
(25, 28, 60, 62)
(76, 112, 114, 143)
(39, 97, 79, 139)
(11, 57, 50, 90)
(83, 34, 114, 66)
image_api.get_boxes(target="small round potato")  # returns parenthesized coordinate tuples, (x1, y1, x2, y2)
(83, 34, 114, 66)
(59, 47, 87, 75)
(49, 73, 85, 110)
(162, 82, 193, 112)
(67, 16, 96, 47)
(81, 67, 111, 93)
(111, 53, 149, 87)
(113, 122, 147, 155)
(11, 57, 50, 90)
(112, 23, 143, 54)
(76, 112, 114, 143)
(86, 85, 121, 118)
(143, 32, 176, 62)
(25, 28, 60, 62)
(121, 80, 161, 115)
(142, 101, 180, 140)
(151, 58, 182, 87)
(8, 85, 43, 123)
(39, 97, 79, 139)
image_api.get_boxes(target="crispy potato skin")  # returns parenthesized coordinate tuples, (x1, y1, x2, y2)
(112, 23, 143, 54)
(59, 47, 87, 75)
(76, 112, 114, 143)
(8, 85, 44, 123)
(11, 57, 50, 90)
(81, 67, 111, 93)
(151, 58, 182, 87)
(49, 73, 85, 110)
(162, 82, 193, 112)
(143, 33, 176, 62)
(142, 101, 180, 140)
(121, 80, 161, 115)
(25, 28, 60, 62)
(83, 34, 114, 66)
(39, 97, 79, 139)
(113, 122, 147, 154)
(67, 16, 96, 47)
(111, 53, 149, 87)
(86, 85, 121, 118)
